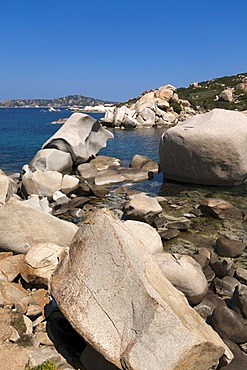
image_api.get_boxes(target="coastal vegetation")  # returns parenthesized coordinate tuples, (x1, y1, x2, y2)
(177, 72, 247, 111)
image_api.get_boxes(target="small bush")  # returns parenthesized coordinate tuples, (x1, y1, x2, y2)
(26, 359, 57, 370)
(170, 101, 182, 114)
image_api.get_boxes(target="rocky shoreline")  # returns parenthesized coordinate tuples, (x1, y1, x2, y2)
(0, 111, 247, 369)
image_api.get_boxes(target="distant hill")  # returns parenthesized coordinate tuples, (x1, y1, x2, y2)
(177, 72, 247, 111)
(0, 94, 116, 108)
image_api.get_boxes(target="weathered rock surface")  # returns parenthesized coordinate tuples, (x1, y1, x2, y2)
(220, 339, 247, 370)
(77, 162, 99, 180)
(21, 243, 66, 287)
(155, 252, 208, 304)
(158, 228, 179, 240)
(0, 200, 78, 254)
(51, 209, 229, 370)
(43, 113, 113, 166)
(0, 282, 28, 306)
(124, 220, 163, 254)
(22, 195, 52, 214)
(213, 276, 240, 299)
(130, 154, 159, 173)
(0, 170, 17, 206)
(235, 268, 247, 285)
(0, 343, 29, 370)
(123, 193, 162, 224)
(208, 305, 247, 344)
(94, 169, 125, 186)
(29, 148, 73, 174)
(232, 284, 247, 318)
(159, 109, 247, 185)
(218, 89, 234, 102)
(91, 155, 121, 170)
(61, 174, 79, 194)
(215, 236, 247, 257)
(0, 254, 25, 282)
(194, 292, 226, 320)
(199, 198, 244, 220)
(21, 165, 63, 197)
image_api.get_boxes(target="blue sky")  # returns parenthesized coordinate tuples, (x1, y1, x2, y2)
(1, 0, 247, 101)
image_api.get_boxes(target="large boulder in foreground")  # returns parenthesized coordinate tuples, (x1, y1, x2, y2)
(51, 209, 230, 370)
(0, 200, 78, 254)
(43, 113, 113, 166)
(159, 109, 247, 185)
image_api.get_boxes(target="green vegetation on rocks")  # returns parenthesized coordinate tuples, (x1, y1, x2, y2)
(177, 72, 247, 111)
(26, 360, 57, 370)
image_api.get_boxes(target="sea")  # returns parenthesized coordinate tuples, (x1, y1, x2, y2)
(0, 108, 246, 204)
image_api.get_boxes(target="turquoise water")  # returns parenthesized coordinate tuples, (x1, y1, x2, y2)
(0, 108, 246, 201)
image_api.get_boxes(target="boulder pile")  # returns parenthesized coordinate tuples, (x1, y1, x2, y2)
(101, 85, 195, 128)
(0, 110, 247, 369)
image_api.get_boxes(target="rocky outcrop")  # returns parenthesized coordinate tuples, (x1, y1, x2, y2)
(43, 113, 113, 166)
(51, 209, 229, 370)
(159, 109, 247, 185)
(0, 200, 78, 254)
(101, 85, 194, 128)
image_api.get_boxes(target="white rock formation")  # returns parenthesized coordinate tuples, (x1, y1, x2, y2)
(102, 84, 193, 128)
(29, 149, 73, 175)
(43, 113, 113, 166)
(0, 200, 78, 254)
(159, 109, 247, 185)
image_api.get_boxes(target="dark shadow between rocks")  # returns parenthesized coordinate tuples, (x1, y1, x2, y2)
(44, 299, 87, 369)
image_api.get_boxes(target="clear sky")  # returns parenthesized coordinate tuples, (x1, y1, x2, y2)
(1, 0, 247, 102)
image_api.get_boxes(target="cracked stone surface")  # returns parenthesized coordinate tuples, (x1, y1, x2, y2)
(51, 209, 230, 370)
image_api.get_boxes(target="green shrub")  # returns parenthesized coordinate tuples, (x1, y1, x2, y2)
(26, 359, 57, 370)
(170, 101, 182, 114)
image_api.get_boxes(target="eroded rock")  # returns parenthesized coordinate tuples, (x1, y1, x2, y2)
(51, 209, 229, 370)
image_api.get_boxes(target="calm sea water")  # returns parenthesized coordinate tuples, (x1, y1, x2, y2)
(0, 108, 246, 201)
